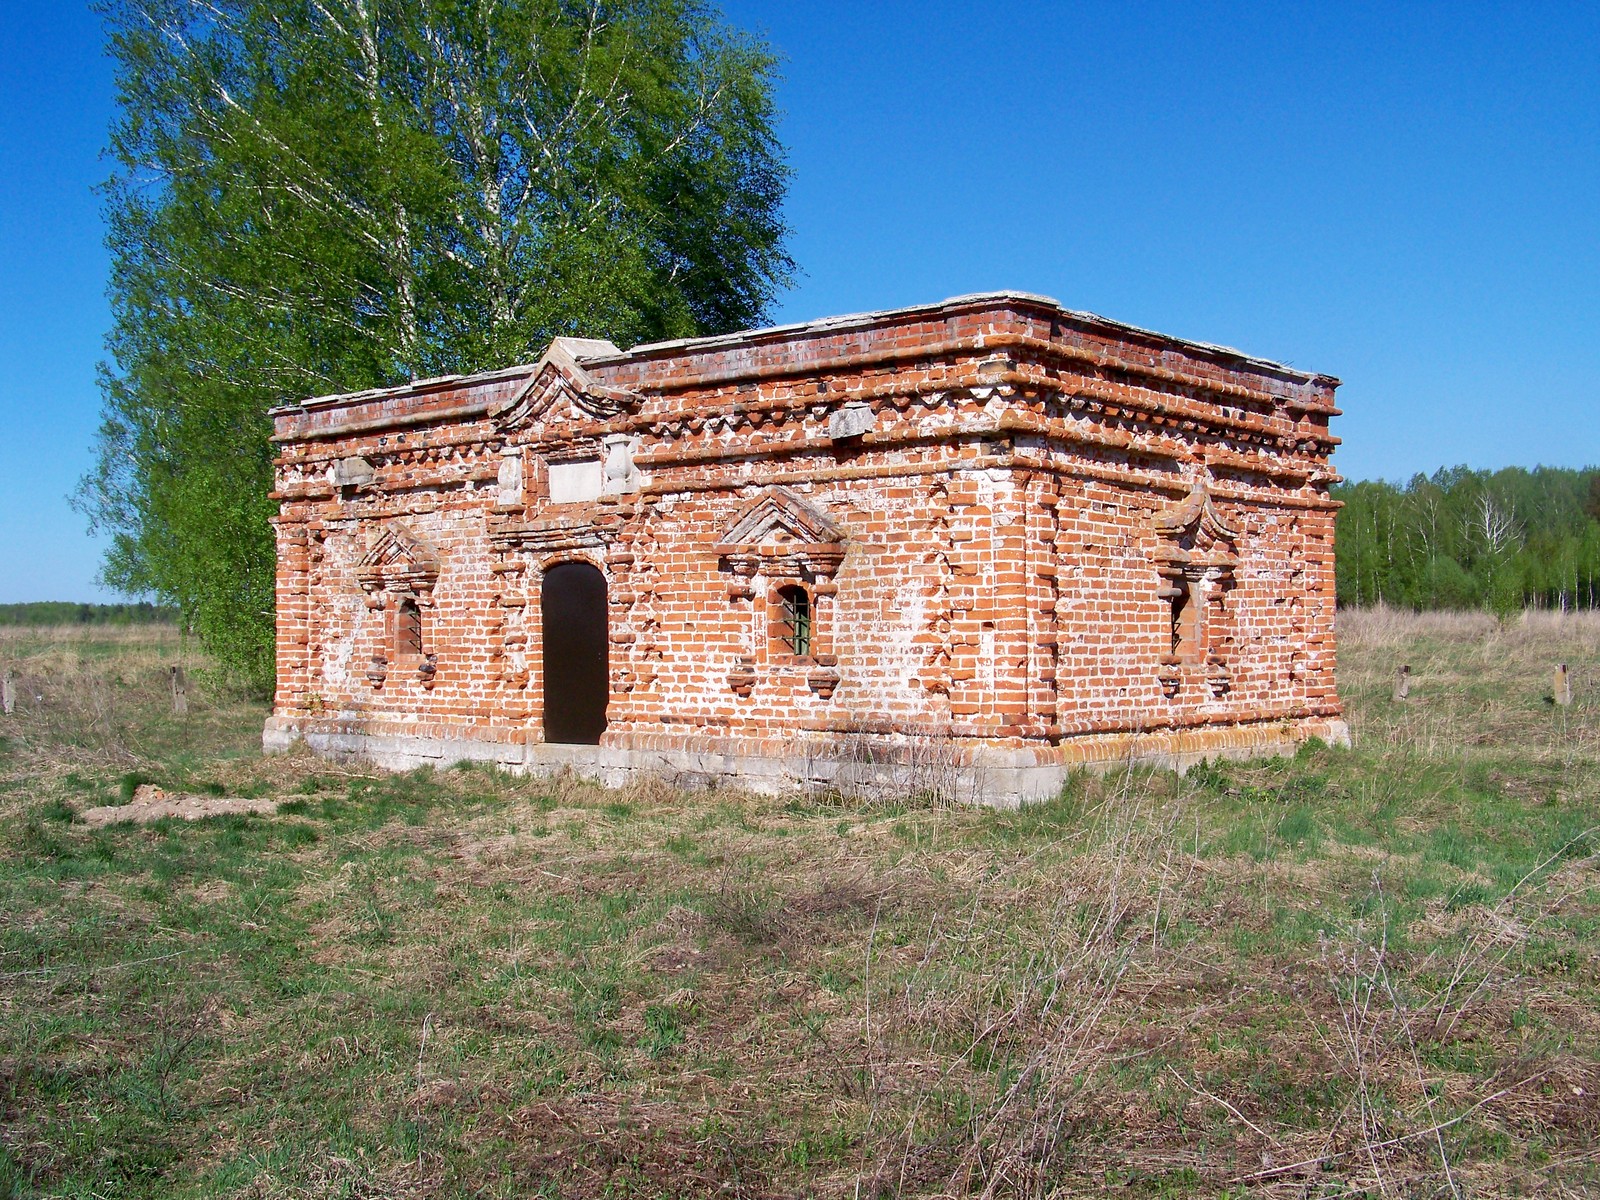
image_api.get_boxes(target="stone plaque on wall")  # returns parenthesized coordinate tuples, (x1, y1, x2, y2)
(548, 458, 603, 504)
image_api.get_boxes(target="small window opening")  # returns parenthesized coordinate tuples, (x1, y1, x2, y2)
(776, 586, 812, 658)
(1170, 579, 1198, 661)
(395, 597, 423, 657)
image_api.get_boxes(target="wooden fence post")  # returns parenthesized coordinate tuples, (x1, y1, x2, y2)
(1392, 663, 1411, 703)
(170, 665, 188, 715)
(1554, 663, 1573, 707)
(1, 669, 13, 716)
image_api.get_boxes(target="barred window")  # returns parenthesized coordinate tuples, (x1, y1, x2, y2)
(395, 597, 423, 657)
(775, 585, 812, 658)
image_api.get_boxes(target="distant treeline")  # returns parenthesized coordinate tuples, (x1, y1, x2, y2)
(1334, 466, 1600, 613)
(0, 602, 178, 626)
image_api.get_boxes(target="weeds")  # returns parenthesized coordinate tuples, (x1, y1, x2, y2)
(812, 719, 980, 809)
(1, 614, 1599, 1196)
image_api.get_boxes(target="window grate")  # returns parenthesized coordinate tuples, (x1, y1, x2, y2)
(395, 598, 423, 656)
(778, 586, 811, 658)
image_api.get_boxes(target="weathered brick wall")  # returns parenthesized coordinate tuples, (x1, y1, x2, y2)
(265, 293, 1344, 798)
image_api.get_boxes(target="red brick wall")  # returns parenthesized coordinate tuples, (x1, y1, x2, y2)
(267, 294, 1342, 775)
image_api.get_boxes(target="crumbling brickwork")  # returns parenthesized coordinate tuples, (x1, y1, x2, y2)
(265, 293, 1347, 804)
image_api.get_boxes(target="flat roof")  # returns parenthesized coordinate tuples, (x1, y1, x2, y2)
(276, 290, 1337, 415)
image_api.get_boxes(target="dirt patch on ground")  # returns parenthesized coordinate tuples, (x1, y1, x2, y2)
(488, 1092, 780, 1198)
(78, 783, 279, 827)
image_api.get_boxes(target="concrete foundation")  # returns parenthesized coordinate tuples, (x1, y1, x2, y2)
(264, 715, 1351, 808)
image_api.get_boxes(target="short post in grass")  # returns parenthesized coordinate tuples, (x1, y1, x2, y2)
(1, 669, 12, 715)
(1392, 663, 1410, 703)
(169, 664, 187, 715)
(1554, 662, 1572, 707)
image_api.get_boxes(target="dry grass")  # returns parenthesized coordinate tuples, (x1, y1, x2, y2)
(0, 623, 257, 780)
(2, 613, 1599, 1197)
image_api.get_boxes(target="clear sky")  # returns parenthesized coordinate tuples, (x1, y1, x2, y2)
(2, 1, 1597, 603)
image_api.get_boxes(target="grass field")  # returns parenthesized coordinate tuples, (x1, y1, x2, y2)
(3, 610, 1600, 1198)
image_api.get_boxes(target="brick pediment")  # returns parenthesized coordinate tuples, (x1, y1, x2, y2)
(715, 487, 845, 580)
(718, 487, 843, 547)
(492, 338, 640, 432)
(356, 524, 440, 594)
(1154, 483, 1238, 570)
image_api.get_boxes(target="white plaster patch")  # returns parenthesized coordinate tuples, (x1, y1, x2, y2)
(881, 580, 928, 695)
(325, 599, 358, 685)
(828, 402, 875, 440)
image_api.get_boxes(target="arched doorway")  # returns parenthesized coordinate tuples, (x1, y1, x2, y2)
(541, 561, 609, 744)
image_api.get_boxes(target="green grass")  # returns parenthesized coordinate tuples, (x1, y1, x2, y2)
(1, 613, 1600, 1196)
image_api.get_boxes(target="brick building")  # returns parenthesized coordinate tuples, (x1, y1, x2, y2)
(264, 292, 1347, 805)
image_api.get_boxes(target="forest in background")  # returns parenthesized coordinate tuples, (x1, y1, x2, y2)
(1333, 465, 1600, 614)
(0, 602, 175, 627)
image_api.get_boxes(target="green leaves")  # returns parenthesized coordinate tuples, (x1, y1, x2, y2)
(84, 0, 793, 688)
(1334, 466, 1600, 613)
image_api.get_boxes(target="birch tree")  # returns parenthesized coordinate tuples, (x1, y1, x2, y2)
(80, 0, 793, 686)
(1332, 467, 1600, 615)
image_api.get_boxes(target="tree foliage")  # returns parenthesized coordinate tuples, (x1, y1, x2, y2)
(0, 602, 177, 627)
(1334, 466, 1600, 613)
(80, 0, 793, 689)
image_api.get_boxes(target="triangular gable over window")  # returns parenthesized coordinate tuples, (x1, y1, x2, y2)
(718, 486, 844, 547)
(716, 487, 846, 581)
(356, 524, 440, 597)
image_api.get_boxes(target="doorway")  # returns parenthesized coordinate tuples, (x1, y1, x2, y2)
(541, 561, 609, 744)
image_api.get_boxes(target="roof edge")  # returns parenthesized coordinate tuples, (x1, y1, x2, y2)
(271, 290, 1338, 417)
(592, 291, 1339, 387)
(269, 362, 539, 419)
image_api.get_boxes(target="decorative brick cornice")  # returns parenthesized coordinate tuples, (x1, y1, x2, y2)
(271, 292, 1340, 449)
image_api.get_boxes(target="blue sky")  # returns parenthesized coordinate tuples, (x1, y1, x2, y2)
(2, 1, 1597, 603)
